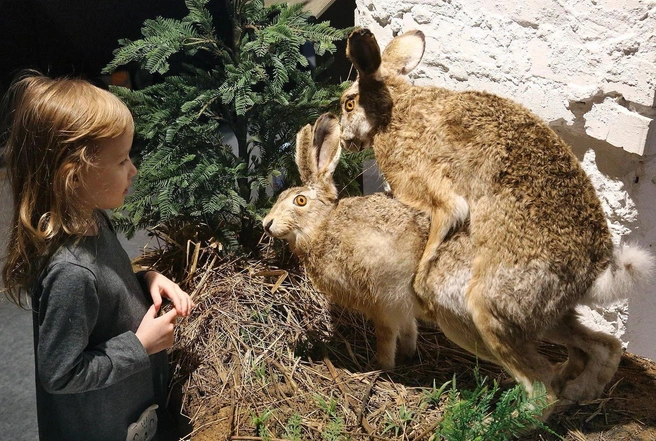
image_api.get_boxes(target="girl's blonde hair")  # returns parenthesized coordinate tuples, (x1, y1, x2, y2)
(1, 72, 134, 307)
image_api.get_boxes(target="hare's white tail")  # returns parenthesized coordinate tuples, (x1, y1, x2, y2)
(582, 244, 656, 306)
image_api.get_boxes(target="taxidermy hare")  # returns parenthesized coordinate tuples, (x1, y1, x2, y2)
(263, 113, 429, 370)
(339, 29, 654, 409)
(263, 113, 653, 414)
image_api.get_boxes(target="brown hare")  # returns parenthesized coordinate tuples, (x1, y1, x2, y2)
(338, 28, 654, 411)
(263, 113, 653, 415)
(263, 113, 428, 369)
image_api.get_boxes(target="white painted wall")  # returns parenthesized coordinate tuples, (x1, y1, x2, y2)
(355, 0, 656, 359)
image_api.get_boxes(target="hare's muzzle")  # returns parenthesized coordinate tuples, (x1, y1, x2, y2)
(340, 137, 365, 152)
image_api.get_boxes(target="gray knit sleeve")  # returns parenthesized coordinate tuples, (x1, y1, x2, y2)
(36, 262, 151, 394)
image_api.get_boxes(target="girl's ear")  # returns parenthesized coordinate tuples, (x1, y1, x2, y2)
(295, 123, 316, 184)
(312, 113, 341, 183)
(381, 30, 425, 75)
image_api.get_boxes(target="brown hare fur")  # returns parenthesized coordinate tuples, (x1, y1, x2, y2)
(263, 114, 653, 416)
(264, 114, 428, 369)
(339, 28, 655, 414)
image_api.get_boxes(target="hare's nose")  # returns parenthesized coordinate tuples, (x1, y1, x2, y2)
(263, 219, 273, 234)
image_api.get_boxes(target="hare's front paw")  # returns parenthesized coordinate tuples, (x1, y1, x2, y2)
(398, 321, 418, 359)
(376, 354, 396, 371)
(397, 341, 417, 360)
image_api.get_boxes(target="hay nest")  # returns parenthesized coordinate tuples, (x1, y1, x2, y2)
(133, 238, 510, 441)
(134, 238, 656, 441)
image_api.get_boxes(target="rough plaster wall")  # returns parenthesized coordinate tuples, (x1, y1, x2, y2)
(355, 0, 656, 359)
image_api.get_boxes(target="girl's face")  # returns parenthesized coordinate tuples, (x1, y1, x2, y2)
(77, 126, 138, 212)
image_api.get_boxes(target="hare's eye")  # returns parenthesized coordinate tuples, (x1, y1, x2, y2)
(344, 98, 355, 112)
(294, 195, 307, 206)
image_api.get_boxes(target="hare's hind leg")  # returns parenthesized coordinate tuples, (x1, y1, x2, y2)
(466, 280, 558, 419)
(544, 311, 622, 402)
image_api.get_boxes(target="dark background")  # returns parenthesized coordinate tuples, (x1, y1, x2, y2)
(0, 0, 354, 95)
(0, 0, 232, 94)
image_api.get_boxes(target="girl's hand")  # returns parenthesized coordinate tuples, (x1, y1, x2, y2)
(136, 305, 177, 355)
(143, 271, 195, 317)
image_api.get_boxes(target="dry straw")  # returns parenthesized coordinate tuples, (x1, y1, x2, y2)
(133, 235, 629, 441)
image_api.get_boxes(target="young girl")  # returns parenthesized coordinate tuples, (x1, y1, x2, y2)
(1, 73, 194, 441)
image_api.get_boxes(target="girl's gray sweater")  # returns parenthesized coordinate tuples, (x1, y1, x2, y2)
(31, 213, 168, 441)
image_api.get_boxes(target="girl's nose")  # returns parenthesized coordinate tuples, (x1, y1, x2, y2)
(129, 160, 138, 179)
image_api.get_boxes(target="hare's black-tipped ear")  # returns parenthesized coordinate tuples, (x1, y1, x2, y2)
(312, 113, 341, 182)
(381, 30, 425, 75)
(346, 28, 382, 76)
(295, 123, 317, 184)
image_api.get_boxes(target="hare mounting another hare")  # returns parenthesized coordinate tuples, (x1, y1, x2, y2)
(339, 28, 655, 412)
(263, 114, 654, 417)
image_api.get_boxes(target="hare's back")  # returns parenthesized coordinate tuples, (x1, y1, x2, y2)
(442, 91, 602, 212)
(324, 192, 474, 279)
(385, 87, 612, 266)
(308, 193, 473, 312)
(324, 192, 429, 267)
(451, 93, 613, 270)
(306, 193, 427, 312)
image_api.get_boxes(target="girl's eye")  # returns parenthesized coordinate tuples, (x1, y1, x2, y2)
(294, 195, 307, 206)
(344, 98, 356, 112)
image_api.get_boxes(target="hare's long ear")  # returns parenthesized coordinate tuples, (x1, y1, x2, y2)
(381, 30, 425, 75)
(346, 28, 382, 76)
(312, 113, 341, 184)
(295, 123, 317, 184)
